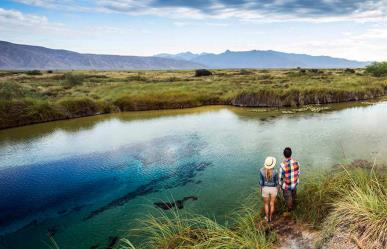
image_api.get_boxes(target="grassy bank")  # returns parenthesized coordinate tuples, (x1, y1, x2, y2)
(118, 161, 386, 249)
(1, 68, 387, 129)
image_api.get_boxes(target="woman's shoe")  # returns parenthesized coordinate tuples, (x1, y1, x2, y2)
(264, 216, 268, 222)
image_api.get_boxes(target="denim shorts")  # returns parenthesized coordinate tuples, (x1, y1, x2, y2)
(262, 186, 278, 198)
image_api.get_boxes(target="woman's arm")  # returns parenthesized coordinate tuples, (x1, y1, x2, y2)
(258, 169, 264, 187)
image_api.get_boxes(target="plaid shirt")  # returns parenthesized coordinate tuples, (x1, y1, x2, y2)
(279, 158, 300, 190)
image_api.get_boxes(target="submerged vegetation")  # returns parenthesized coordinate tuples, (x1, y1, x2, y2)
(1, 68, 387, 129)
(118, 162, 386, 249)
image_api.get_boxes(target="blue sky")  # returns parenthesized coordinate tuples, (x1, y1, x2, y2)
(1, 0, 387, 61)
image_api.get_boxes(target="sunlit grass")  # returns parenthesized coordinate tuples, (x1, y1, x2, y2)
(320, 167, 387, 248)
(123, 200, 276, 249)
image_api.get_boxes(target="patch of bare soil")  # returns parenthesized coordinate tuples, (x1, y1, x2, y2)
(256, 215, 319, 249)
(270, 216, 319, 249)
(259, 216, 363, 249)
(322, 231, 361, 249)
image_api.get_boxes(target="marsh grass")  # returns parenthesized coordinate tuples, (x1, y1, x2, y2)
(123, 199, 276, 249)
(1, 69, 387, 128)
(319, 167, 387, 248)
(117, 164, 386, 249)
(294, 163, 386, 225)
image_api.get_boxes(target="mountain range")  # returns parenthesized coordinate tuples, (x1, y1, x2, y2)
(156, 50, 369, 69)
(0, 41, 202, 70)
(0, 40, 369, 70)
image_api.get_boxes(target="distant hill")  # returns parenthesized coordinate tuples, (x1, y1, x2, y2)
(0, 40, 369, 70)
(0, 41, 203, 70)
(156, 50, 369, 69)
(154, 52, 200, 61)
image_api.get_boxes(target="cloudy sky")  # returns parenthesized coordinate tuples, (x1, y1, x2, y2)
(1, 0, 387, 61)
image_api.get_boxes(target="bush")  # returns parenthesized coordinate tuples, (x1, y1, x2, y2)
(257, 74, 272, 80)
(26, 70, 42, 75)
(308, 69, 322, 74)
(239, 69, 253, 75)
(0, 82, 25, 99)
(344, 68, 355, 74)
(365, 62, 387, 77)
(195, 69, 212, 77)
(63, 73, 85, 86)
(47, 70, 53, 74)
(298, 68, 306, 74)
(127, 74, 148, 82)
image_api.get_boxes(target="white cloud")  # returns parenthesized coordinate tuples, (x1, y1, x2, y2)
(0, 7, 48, 25)
(286, 29, 387, 61)
(13, 0, 387, 22)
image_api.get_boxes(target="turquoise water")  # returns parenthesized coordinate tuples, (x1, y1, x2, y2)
(1, 102, 387, 249)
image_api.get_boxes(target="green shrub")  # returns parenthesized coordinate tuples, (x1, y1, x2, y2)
(344, 68, 355, 74)
(299, 68, 306, 74)
(365, 62, 387, 77)
(26, 70, 42, 75)
(63, 73, 85, 86)
(257, 74, 272, 80)
(127, 74, 148, 82)
(308, 69, 322, 74)
(239, 69, 253, 75)
(167, 76, 179, 82)
(0, 82, 25, 99)
(195, 69, 212, 77)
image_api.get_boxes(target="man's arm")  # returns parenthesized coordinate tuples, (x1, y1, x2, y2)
(296, 161, 300, 184)
(278, 164, 284, 187)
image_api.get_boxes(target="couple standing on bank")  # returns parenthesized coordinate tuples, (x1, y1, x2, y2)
(258, 147, 300, 222)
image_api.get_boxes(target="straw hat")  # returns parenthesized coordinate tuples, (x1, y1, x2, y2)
(264, 156, 276, 169)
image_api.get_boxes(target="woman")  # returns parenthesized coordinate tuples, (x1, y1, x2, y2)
(259, 156, 279, 222)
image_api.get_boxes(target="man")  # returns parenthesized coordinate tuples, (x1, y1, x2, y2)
(279, 147, 300, 212)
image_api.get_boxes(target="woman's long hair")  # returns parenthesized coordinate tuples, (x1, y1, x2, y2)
(265, 168, 273, 181)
